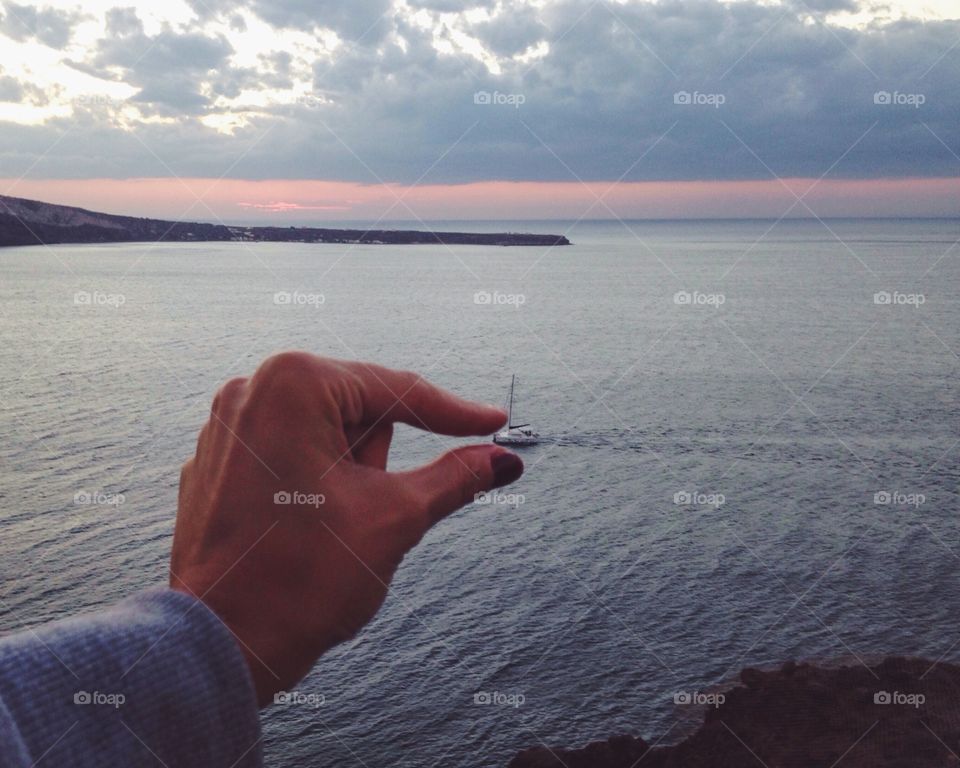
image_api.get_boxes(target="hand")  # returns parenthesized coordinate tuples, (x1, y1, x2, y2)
(170, 352, 524, 707)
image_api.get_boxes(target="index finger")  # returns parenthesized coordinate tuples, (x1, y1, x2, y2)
(343, 361, 507, 437)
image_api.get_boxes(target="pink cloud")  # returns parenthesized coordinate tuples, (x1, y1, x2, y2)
(1, 177, 958, 221)
(237, 201, 352, 212)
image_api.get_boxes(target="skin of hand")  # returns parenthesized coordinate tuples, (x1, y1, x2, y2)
(170, 352, 524, 707)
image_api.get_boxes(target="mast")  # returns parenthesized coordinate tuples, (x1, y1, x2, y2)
(507, 374, 515, 428)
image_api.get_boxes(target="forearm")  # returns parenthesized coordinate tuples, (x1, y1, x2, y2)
(0, 588, 261, 768)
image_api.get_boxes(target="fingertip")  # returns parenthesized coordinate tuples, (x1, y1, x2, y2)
(490, 449, 524, 488)
(458, 404, 507, 436)
(485, 405, 508, 429)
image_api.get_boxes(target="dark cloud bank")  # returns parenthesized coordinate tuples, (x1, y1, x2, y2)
(0, 0, 957, 184)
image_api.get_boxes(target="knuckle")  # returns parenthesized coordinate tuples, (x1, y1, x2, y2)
(247, 351, 318, 405)
(261, 350, 316, 377)
(250, 351, 343, 403)
(211, 376, 248, 414)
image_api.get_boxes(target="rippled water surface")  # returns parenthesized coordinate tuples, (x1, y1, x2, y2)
(1, 219, 959, 766)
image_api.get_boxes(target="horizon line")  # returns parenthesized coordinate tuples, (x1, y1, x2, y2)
(3, 177, 958, 222)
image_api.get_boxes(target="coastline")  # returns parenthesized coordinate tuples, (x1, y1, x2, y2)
(0, 195, 571, 248)
(508, 657, 957, 767)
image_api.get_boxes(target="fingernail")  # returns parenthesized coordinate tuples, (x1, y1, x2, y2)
(491, 451, 524, 488)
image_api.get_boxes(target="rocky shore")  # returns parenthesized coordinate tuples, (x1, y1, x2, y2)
(0, 194, 571, 248)
(510, 657, 959, 767)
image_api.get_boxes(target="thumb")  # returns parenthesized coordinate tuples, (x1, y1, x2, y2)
(398, 445, 524, 526)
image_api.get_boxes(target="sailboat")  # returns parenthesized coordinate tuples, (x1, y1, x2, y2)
(493, 374, 539, 446)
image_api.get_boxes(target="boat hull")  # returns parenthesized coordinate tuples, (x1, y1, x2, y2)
(493, 432, 539, 446)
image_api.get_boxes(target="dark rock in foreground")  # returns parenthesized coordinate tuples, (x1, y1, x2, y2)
(0, 194, 570, 248)
(510, 657, 959, 767)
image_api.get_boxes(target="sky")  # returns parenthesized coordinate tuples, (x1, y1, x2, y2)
(0, 0, 957, 221)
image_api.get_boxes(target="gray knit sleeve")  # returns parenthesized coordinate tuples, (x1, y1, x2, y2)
(0, 587, 262, 767)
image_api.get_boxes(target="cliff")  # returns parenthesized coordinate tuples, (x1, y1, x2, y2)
(0, 194, 571, 248)
(510, 657, 959, 767)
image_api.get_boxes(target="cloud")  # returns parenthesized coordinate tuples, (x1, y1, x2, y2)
(256, 51, 296, 90)
(787, 0, 861, 12)
(0, 75, 25, 102)
(237, 200, 351, 211)
(0, 1, 84, 47)
(1, 0, 958, 186)
(103, 6, 141, 36)
(251, 0, 393, 40)
(186, 0, 394, 42)
(405, 0, 496, 10)
(470, 2, 547, 57)
(0, 67, 50, 105)
(67, 8, 235, 115)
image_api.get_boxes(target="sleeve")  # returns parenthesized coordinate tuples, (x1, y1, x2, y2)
(0, 587, 262, 768)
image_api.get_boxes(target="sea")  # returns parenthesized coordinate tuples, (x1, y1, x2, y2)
(1, 218, 958, 766)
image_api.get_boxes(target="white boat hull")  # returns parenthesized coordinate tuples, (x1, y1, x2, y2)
(493, 431, 539, 446)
